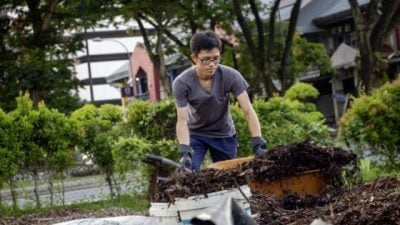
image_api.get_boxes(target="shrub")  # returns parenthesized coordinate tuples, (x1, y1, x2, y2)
(126, 99, 176, 140)
(233, 83, 331, 157)
(71, 104, 124, 198)
(112, 137, 179, 201)
(284, 82, 319, 101)
(340, 78, 400, 171)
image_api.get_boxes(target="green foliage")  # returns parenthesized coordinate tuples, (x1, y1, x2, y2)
(284, 82, 319, 101)
(112, 136, 179, 200)
(71, 104, 124, 197)
(2, 93, 84, 208)
(0, 109, 22, 187)
(121, 100, 179, 178)
(260, 97, 329, 146)
(71, 104, 123, 168)
(292, 35, 334, 76)
(140, 139, 180, 199)
(112, 137, 150, 174)
(112, 136, 179, 173)
(126, 99, 176, 140)
(233, 84, 330, 157)
(358, 159, 382, 182)
(125, 100, 151, 136)
(230, 104, 252, 157)
(340, 78, 400, 170)
(8, 94, 44, 172)
(284, 82, 321, 112)
(0, 6, 83, 112)
(0, 0, 118, 113)
(98, 104, 125, 123)
(35, 102, 76, 174)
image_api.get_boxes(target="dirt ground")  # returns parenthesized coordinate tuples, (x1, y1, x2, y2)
(252, 176, 400, 225)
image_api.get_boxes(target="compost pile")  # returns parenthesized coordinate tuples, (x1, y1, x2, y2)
(242, 141, 357, 182)
(155, 140, 357, 202)
(251, 176, 400, 225)
(154, 167, 248, 202)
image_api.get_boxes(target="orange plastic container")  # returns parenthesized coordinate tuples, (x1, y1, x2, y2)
(207, 156, 254, 170)
(208, 157, 327, 198)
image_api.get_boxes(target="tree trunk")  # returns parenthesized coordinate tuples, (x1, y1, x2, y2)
(48, 171, 54, 206)
(278, 0, 302, 93)
(348, 0, 400, 94)
(148, 166, 159, 202)
(105, 172, 114, 199)
(33, 170, 41, 208)
(111, 174, 121, 198)
(156, 29, 171, 97)
(264, 0, 281, 97)
(260, 70, 277, 98)
(60, 176, 65, 206)
(233, 0, 278, 96)
(359, 47, 375, 93)
(8, 178, 18, 209)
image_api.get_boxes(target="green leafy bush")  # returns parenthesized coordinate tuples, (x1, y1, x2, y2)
(112, 137, 179, 200)
(126, 99, 176, 140)
(358, 159, 382, 182)
(0, 109, 22, 190)
(112, 136, 150, 178)
(233, 83, 330, 157)
(340, 78, 400, 171)
(71, 104, 124, 198)
(284, 82, 319, 101)
(2, 93, 80, 208)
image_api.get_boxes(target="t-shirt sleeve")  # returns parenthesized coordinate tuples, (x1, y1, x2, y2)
(172, 79, 188, 107)
(230, 69, 249, 97)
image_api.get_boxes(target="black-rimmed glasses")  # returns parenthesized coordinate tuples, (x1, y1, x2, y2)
(198, 56, 221, 65)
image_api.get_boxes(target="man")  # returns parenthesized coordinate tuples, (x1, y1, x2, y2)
(172, 30, 267, 171)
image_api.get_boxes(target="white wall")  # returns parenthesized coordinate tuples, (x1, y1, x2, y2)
(74, 36, 143, 101)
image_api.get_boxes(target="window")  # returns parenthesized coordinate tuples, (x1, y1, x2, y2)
(344, 24, 351, 32)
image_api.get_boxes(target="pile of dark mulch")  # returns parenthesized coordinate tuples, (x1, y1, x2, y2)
(251, 176, 400, 225)
(154, 167, 248, 203)
(241, 140, 357, 182)
(155, 140, 356, 202)
(0, 208, 143, 225)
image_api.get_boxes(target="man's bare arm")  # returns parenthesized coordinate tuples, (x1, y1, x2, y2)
(176, 106, 190, 145)
(236, 91, 262, 137)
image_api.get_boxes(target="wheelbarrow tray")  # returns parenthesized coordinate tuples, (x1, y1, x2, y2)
(208, 156, 327, 198)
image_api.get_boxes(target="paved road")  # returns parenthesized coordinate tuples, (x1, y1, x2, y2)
(1, 174, 139, 208)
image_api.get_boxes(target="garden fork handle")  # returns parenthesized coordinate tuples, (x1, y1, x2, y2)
(146, 154, 192, 173)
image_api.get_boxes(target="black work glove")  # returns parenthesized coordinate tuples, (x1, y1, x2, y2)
(179, 144, 194, 171)
(251, 137, 267, 158)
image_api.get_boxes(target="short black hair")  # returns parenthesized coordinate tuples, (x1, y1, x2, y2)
(190, 30, 222, 55)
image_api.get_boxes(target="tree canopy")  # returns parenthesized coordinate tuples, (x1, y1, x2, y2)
(1, 0, 397, 113)
(0, 0, 112, 112)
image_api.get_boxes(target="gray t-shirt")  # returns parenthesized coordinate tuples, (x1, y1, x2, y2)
(172, 64, 249, 137)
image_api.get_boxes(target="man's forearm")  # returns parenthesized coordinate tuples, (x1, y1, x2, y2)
(246, 108, 262, 137)
(236, 91, 262, 137)
(176, 120, 190, 145)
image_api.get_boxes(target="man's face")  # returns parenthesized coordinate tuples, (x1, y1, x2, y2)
(192, 48, 221, 79)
